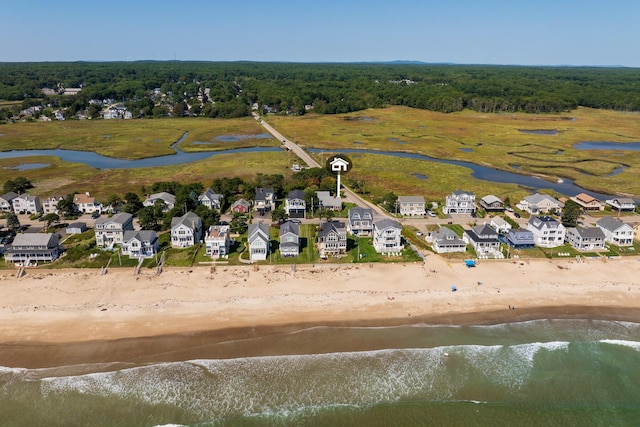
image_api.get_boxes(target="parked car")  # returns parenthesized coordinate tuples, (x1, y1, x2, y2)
(426, 210, 436, 217)
(514, 212, 521, 218)
(91, 211, 101, 219)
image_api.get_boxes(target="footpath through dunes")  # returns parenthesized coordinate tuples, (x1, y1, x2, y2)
(1, 256, 640, 367)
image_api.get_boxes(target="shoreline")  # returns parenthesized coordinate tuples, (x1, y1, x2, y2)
(2, 255, 640, 368)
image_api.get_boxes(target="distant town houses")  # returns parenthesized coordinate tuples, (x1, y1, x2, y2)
(565, 226, 606, 252)
(205, 225, 231, 259)
(527, 216, 566, 248)
(198, 188, 223, 210)
(517, 193, 563, 215)
(596, 216, 635, 246)
(372, 219, 403, 254)
(397, 196, 426, 217)
(285, 190, 306, 219)
(279, 220, 300, 257)
(318, 220, 347, 257)
(143, 192, 176, 212)
(443, 190, 476, 215)
(248, 222, 270, 261)
(102, 103, 132, 119)
(170, 212, 203, 248)
(348, 207, 374, 236)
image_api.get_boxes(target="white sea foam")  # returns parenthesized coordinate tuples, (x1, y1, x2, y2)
(599, 339, 640, 351)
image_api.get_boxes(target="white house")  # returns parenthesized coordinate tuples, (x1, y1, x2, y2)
(397, 196, 426, 217)
(463, 224, 503, 258)
(74, 192, 103, 214)
(121, 230, 159, 259)
(517, 193, 563, 215)
(605, 197, 636, 212)
(254, 188, 276, 215)
(205, 225, 231, 259)
(198, 188, 223, 210)
(317, 220, 347, 257)
(4, 233, 62, 264)
(596, 216, 635, 246)
(143, 192, 176, 211)
(527, 216, 566, 248)
(565, 227, 606, 251)
(42, 195, 66, 215)
(94, 212, 134, 248)
(348, 207, 374, 236)
(430, 226, 467, 254)
(285, 189, 306, 219)
(489, 216, 512, 234)
(170, 212, 203, 248)
(443, 190, 476, 214)
(373, 219, 403, 254)
(279, 220, 300, 257)
(11, 194, 42, 214)
(316, 191, 342, 211)
(0, 192, 17, 211)
(248, 222, 270, 261)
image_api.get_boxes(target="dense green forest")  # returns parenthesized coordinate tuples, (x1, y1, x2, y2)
(1, 61, 639, 119)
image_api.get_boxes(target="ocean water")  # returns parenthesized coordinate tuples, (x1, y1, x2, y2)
(2, 319, 640, 426)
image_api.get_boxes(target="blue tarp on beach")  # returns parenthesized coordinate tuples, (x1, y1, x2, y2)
(465, 259, 476, 267)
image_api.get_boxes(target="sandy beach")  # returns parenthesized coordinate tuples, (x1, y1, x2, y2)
(2, 254, 640, 368)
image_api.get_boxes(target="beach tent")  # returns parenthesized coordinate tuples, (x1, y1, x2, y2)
(451, 285, 457, 292)
(464, 259, 476, 268)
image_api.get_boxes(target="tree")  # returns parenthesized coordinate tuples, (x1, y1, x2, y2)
(122, 192, 143, 214)
(379, 192, 398, 214)
(57, 195, 77, 219)
(104, 194, 122, 213)
(271, 207, 288, 223)
(230, 212, 249, 234)
(41, 213, 60, 232)
(317, 208, 334, 223)
(561, 199, 581, 228)
(6, 212, 20, 231)
(137, 205, 163, 230)
(194, 205, 220, 230)
(3, 177, 34, 194)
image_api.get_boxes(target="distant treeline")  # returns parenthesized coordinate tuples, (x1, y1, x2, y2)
(1, 61, 639, 117)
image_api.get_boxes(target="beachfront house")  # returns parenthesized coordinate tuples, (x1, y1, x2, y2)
(279, 220, 300, 257)
(121, 230, 159, 259)
(429, 226, 467, 254)
(565, 226, 606, 251)
(248, 222, 270, 261)
(42, 195, 66, 215)
(397, 196, 426, 217)
(527, 216, 566, 248)
(73, 192, 103, 214)
(570, 193, 604, 211)
(348, 207, 374, 236)
(489, 216, 512, 234)
(517, 193, 563, 215)
(231, 198, 251, 214)
(198, 188, 223, 210)
(285, 189, 306, 219)
(373, 219, 403, 254)
(205, 225, 231, 259)
(317, 220, 347, 257)
(11, 193, 43, 214)
(502, 228, 535, 249)
(316, 191, 343, 211)
(143, 192, 176, 212)
(443, 190, 476, 214)
(170, 212, 203, 248)
(4, 233, 62, 264)
(254, 188, 276, 215)
(463, 224, 503, 258)
(605, 197, 636, 212)
(94, 212, 135, 248)
(596, 216, 635, 246)
(0, 192, 18, 211)
(479, 195, 505, 212)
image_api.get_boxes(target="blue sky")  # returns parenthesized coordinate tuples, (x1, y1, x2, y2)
(2, 0, 639, 66)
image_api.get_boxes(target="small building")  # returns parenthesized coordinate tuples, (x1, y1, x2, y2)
(318, 220, 347, 257)
(316, 191, 342, 211)
(0, 191, 18, 211)
(373, 219, 403, 254)
(570, 193, 604, 211)
(143, 192, 176, 212)
(443, 190, 476, 214)
(121, 230, 159, 259)
(279, 220, 300, 257)
(527, 216, 566, 248)
(430, 226, 467, 254)
(254, 187, 276, 215)
(4, 233, 62, 264)
(397, 196, 426, 217)
(170, 212, 203, 248)
(11, 194, 43, 214)
(479, 195, 505, 212)
(65, 222, 87, 234)
(517, 193, 563, 215)
(565, 227, 606, 251)
(205, 225, 231, 259)
(231, 198, 251, 214)
(463, 224, 503, 258)
(348, 207, 374, 236)
(605, 197, 636, 212)
(248, 222, 270, 261)
(94, 212, 135, 248)
(198, 188, 223, 210)
(596, 216, 635, 246)
(285, 189, 306, 219)
(489, 216, 512, 234)
(503, 228, 535, 249)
